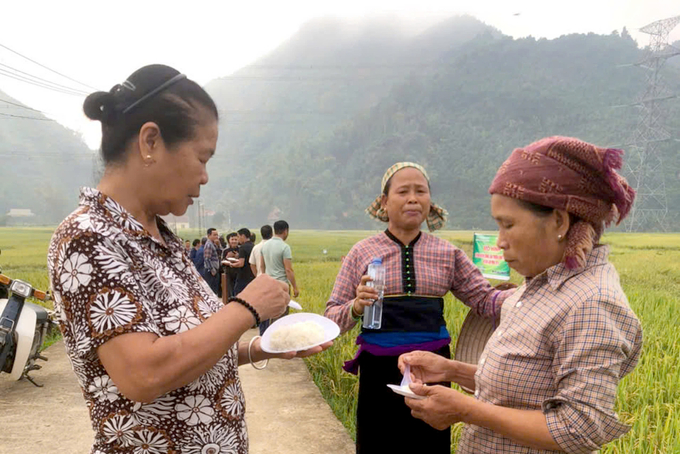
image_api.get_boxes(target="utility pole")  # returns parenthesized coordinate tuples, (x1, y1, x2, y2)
(197, 200, 203, 237)
(624, 15, 680, 231)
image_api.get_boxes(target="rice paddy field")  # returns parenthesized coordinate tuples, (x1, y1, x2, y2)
(1, 227, 678, 453)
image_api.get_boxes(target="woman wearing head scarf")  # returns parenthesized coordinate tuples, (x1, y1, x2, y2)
(324, 162, 513, 453)
(399, 137, 643, 453)
(47, 64, 330, 454)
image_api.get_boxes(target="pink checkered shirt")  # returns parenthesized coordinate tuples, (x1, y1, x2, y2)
(459, 245, 642, 454)
(324, 231, 507, 334)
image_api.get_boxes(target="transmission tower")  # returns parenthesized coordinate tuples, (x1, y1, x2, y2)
(625, 15, 680, 232)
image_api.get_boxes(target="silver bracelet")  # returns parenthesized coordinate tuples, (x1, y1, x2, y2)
(248, 335, 269, 370)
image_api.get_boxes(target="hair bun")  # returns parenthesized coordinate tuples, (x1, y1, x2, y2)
(83, 91, 116, 122)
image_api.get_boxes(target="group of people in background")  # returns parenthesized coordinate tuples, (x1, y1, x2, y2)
(184, 220, 299, 332)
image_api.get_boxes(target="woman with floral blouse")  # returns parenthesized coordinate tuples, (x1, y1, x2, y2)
(48, 64, 330, 454)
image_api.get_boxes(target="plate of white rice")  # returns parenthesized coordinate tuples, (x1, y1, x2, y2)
(260, 312, 340, 353)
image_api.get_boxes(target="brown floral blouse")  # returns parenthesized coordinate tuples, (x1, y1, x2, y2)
(47, 188, 247, 454)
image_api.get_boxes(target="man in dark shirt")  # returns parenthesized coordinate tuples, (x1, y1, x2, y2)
(193, 237, 207, 275)
(227, 228, 255, 295)
(189, 238, 201, 262)
(221, 232, 239, 297)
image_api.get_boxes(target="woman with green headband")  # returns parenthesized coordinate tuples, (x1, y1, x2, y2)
(325, 162, 513, 453)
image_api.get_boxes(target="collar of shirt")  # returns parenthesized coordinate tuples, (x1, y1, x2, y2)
(384, 229, 422, 247)
(79, 187, 183, 255)
(529, 245, 610, 291)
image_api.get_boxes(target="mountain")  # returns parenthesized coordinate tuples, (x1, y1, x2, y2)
(198, 17, 680, 231)
(5, 15, 678, 231)
(202, 15, 504, 226)
(292, 32, 676, 229)
(0, 89, 93, 225)
(200, 19, 680, 231)
(204, 15, 499, 159)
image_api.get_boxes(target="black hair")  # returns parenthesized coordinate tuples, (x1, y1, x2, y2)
(250, 233, 256, 242)
(260, 225, 273, 240)
(226, 232, 237, 240)
(237, 228, 251, 238)
(274, 220, 289, 234)
(201, 237, 208, 245)
(207, 227, 217, 236)
(516, 199, 583, 234)
(83, 64, 218, 165)
(192, 239, 201, 247)
(516, 200, 554, 217)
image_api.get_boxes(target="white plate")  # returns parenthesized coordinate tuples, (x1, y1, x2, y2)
(387, 384, 426, 400)
(260, 312, 340, 353)
(226, 257, 239, 263)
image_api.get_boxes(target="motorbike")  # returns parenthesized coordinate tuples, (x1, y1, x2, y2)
(0, 248, 56, 387)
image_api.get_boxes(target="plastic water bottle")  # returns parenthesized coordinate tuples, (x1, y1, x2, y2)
(363, 258, 385, 330)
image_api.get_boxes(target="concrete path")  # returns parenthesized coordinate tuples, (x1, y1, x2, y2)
(0, 340, 92, 454)
(0, 332, 355, 454)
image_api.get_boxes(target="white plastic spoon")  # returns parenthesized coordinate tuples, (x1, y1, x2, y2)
(386, 363, 426, 399)
(400, 364, 412, 387)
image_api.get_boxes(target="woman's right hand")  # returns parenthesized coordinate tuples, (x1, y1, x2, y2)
(352, 275, 380, 316)
(237, 274, 290, 321)
(398, 351, 456, 384)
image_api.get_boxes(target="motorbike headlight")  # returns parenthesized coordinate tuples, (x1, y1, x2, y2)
(10, 280, 32, 299)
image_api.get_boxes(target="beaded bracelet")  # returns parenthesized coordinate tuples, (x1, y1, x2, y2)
(228, 297, 261, 327)
(248, 335, 269, 370)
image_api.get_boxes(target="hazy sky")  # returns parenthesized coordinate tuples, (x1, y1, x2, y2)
(1, 0, 678, 149)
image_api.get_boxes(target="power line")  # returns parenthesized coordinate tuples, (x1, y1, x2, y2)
(0, 112, 54, 121)
(0, 42, 100, 91)
(0, 62, 89, 95)
(0, 98, 62, 118)
(0, 97, 43, 113)
(0, 67, 87, 96)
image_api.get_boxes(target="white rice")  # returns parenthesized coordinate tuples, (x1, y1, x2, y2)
(269, 320, 325, 351)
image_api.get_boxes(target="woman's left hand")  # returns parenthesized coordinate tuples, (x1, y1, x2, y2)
(252, 337, 334, 361)
(273, 341, 334, 359)
(405, 383, 473, 430)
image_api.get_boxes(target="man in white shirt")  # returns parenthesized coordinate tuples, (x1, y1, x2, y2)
(259, 220, 298, 334)
(249, 224, 272, 277)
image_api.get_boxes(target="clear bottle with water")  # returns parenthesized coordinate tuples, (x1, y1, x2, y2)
(363, 258, 385, 330)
